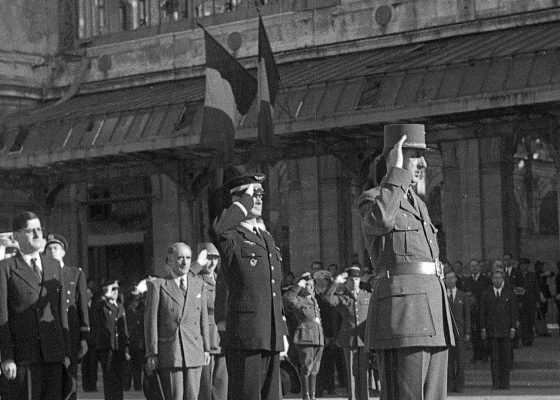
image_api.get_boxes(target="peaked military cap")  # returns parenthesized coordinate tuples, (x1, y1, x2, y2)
(298, 272, 313, 282)
(224, 173, 266, 194)
(46, 233, 68, 251)
(383, 124, 427, 154)
(345, 266, 362, 278)
(100, 279, 119, 289)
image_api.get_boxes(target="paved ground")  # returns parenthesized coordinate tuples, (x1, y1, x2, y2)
(77, 332, 560, 399)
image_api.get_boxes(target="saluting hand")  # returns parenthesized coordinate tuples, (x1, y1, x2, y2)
(197, 249, 208, 267)
(297, 279, 307, 288)
(245, 183, 255, 197)
(387, 135, 407, 170)
(335, 272, 348, 285)
(1, 359, 17, 380)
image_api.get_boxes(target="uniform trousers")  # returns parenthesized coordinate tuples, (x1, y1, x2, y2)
(379, 346, 448, 400)
(447, 340, 465, 392)
(98, 349, 126, 400)
(199, 353, 228, 400)
(225, 349, 281, 400)
(159, 366, 202, 400)
(489, 337, 511, 389)
(342, 347, 369, 400)
(1, 362, 64, 400)
(81, 348, 98, 391)
(297, 345, 323, 376)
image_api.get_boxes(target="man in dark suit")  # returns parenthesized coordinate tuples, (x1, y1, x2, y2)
(0, 211, 70, 400)
(461, 258, 492, 364)
(198, 242, 228, 400)
(480, 269, 518, 390)
(45, 234, 90, 400)
(444, 269, 471, 393)
(144, 243, 210, 400)
(359, 125, 456, 400)
(82, 281, 99, 392)
(93, 280, 130, 400)
(211, 173, 289, 400)
(513, 258, 539, 346)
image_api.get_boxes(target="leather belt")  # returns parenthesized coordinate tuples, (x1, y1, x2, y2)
(382, 261, 443, 279)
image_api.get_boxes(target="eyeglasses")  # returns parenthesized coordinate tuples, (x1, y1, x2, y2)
(18, 227, 43, 235)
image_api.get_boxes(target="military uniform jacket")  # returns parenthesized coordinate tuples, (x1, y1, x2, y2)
(93, 297, 129, 352)
(323, 281, 370, 348)
(479, 286, 518, 338)
(211, 193, 288, 352)
(144, 263, 210, 368)
(62, 264, 90, 349)
(283, 286, 324, 346)
(448, 289, 471, 338)
(202, 273, 222, 354)
(0, 253, 70, 364)
(358, 167, 455, 349)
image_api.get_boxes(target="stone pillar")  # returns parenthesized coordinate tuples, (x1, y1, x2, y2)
(151, 174, 180, 276)
(440, 133, 517, 263)
(287, 155, 353, 277)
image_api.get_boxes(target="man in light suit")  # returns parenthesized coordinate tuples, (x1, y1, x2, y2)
(444, 269, 471, 393)
(145, 243, 210, 400)
(358, 125, 456, 400)
(0, 211, 70, 400)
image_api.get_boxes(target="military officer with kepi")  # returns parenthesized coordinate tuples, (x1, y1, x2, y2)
(211, 173, 289, 400)
(358, 124, 455, 400)
(283, 272, 324, 400)
(324, 266, 371, 400)
(45, 233, 90, 400)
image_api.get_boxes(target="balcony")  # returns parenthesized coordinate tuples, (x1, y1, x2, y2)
(77, 0, 331, 44)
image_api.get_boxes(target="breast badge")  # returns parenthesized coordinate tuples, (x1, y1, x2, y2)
(250, 259, 258, 267)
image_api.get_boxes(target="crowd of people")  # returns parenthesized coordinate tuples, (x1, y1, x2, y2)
(1, 123, 559, 400)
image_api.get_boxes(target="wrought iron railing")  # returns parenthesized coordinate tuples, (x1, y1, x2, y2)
(77, 0, 278, 40)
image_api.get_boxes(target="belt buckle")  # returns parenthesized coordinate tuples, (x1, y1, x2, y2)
(435, 260, 443, 278)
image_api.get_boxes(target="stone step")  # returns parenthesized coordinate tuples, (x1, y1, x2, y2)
(466, 380, 560, 389)
(466, 368, 560, 382)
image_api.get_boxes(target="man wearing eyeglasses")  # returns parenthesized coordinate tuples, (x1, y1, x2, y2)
(0, 211, 70, 400)
(211, 173, 289, 400)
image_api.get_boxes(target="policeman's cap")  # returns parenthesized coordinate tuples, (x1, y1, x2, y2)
(345, 266, 362, 278)
(383, 124, 427, 154)
(46, 234, 68, 251)
(224, 173, 266, 194)
(100, 279, 119, 289)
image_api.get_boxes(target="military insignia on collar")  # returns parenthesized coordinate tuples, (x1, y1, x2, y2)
(250, 259, 258, 267)
(243, 240, 256, 245)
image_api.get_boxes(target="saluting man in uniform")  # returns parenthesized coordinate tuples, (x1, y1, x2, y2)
(324, 266, 371, 400)
(93, 280, 130, 400)
(283, 272, 324, 400)
(358, 124, 456, 400)
(45, 234, 90, 400)
(211, 173, 289, 400)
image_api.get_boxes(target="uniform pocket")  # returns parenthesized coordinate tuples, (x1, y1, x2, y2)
(391, 228, 418, 256)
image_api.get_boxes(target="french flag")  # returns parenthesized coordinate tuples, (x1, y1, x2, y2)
(201, 29, 257, 165)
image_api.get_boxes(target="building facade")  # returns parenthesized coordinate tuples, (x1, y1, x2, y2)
(1, 0, 560, 287)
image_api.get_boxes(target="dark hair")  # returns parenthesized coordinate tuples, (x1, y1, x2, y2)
(12, 211, 40, 232)
(445, 269, 457, 278)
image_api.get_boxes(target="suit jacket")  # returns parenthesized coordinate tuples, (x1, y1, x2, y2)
(202, 273, 222, 354)
(323, 282, 370, 348)
(144, 263, 210, 368)
(479, 286, 518, 338)
(93, 297, 129, 352)
(448, 289, 471, 338)
(211, 193, 288, 352)
(358, 167, 455, 349)
(0, 253, 69, 364)
(62, 264, 90, 350)
(283, 286, 324, 346)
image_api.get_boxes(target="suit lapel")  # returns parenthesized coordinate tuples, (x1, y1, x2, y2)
(399, 196, 420, 219)
(238, 226, 266, 250)
(12, 254, 41, 293)
(162, 277, 185, 307)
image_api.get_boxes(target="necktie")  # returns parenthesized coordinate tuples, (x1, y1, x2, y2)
(31, 258, 41, 280)
(254, 227, 263, 240)
(496, 290, 500, 300)
(180, 277, 187, 295)
(407, 190, 415, 209)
